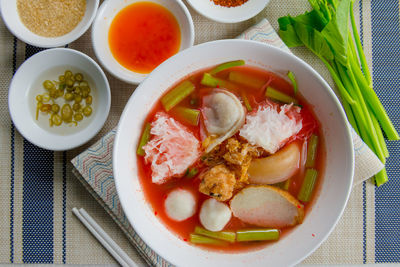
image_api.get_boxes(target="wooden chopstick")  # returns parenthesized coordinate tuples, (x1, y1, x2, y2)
(72, 207, 138, 267)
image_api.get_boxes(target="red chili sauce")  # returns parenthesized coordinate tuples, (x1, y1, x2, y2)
(108, 2, 181, 74)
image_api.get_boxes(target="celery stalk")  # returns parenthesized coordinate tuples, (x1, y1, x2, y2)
(201, 73, 239, 91)
(228, 71, 265, 89)
(375, 168, 388, 187)
(136, 123, 151, 156)
(241, 92, 252, 111)
(371, 111, 389, 158)
(161, 81, 195, 111)
(194, 227, 236, 243)
(350, 0, 372, 86)
(298, 168, 318, 202)
(189, 234, 228, 245)
(305, 135, 319, 168)
(348, 51, 399, 140)
(185, 168, 199, 178)
(287, 71, 298, 95)
(236, 229, 279, 242)
(209, 60, 245, 75)
(283, 178, 291, 191)
(172, 107, 200, 126)
(265, 86, 298, 104)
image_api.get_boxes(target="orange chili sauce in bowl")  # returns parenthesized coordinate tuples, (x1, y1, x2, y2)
(108, 2, 181, 74)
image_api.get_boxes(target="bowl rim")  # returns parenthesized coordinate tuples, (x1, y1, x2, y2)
(0, 0, 99, 48)
(185, 0, 270, 23)
(8, 47, 111, 151)
(113, 39, 355, 266)
(91, 0, 195, 85)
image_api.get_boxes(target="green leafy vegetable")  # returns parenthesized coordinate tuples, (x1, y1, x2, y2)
(278, 0, 399, 186)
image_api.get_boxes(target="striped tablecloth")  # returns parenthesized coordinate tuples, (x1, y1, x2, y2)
(0, 0, 399, 265)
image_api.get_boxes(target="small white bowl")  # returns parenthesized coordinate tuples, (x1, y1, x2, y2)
(0, 0, 99, 48)
(8, 48, 111, 151)
(91, 0, 194, 84)
(113, 40, 354, 266)
(186, 0, 270, 23)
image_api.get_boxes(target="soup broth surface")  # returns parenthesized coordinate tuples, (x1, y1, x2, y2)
(137, 64, 324, 252)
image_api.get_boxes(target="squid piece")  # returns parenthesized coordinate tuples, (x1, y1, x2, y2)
(248, 142, 301, 185)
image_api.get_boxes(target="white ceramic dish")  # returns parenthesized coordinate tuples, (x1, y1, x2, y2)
(113, 39, 354, 266)
(0, 0, 99, 48)
(91, 0, 194, 85)
(186, 0, 270, 23)
(9, 48, 111, 151)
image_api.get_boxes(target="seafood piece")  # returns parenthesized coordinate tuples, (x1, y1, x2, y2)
(248, 142, 301, 184)
(199, 164, 236, 201)
(239, 104, 302, 154)
(164, 189, 196, 221)
(202, 89, 245, 153)
(230, 185, 304, 228)
(143, 112, 200, 184)
(199, 198, 232, 232)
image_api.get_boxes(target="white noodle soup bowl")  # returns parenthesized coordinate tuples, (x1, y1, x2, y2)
(113, 40, 354, 266)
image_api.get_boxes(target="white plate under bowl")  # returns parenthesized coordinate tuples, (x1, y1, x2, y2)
(186, 0, 270, 23)
(8, 48, 111, 151)
(113, 39, 354, 266)
(91, 0, 194, 85)
(0, 0, 99, 48)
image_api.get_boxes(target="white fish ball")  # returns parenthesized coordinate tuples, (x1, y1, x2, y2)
(199, 198, 232, 231)
(164, 189, 196, 221)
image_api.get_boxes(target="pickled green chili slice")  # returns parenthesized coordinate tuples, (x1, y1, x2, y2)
(173, 107, 200, 126)
(161, 80, 195, 111)
(209, 60, 245, 75)
(287, 71, 298, 95)
(194, 226, 236, 243)
(189, 234, 228, 246)
(265, 86, 298, 104)
(236, 229, 280, 242)
(305, 135, 319, 168)
(228, 71, 266, 89)
(298, 168, 318, 202)
(136, 123, 151, 156)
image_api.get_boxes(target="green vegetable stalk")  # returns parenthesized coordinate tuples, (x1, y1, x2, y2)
(278, 0, 399, 186)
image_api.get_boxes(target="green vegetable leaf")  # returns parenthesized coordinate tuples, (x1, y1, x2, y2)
(320, 0, 351, 66)
(278, 16, 303, 47)
(292, 20, 334, 61)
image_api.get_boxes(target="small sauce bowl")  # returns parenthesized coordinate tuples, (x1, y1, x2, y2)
(0, 0, 99, 48)
(91, 0, 194, 84)
(8, 48, 111, 151)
